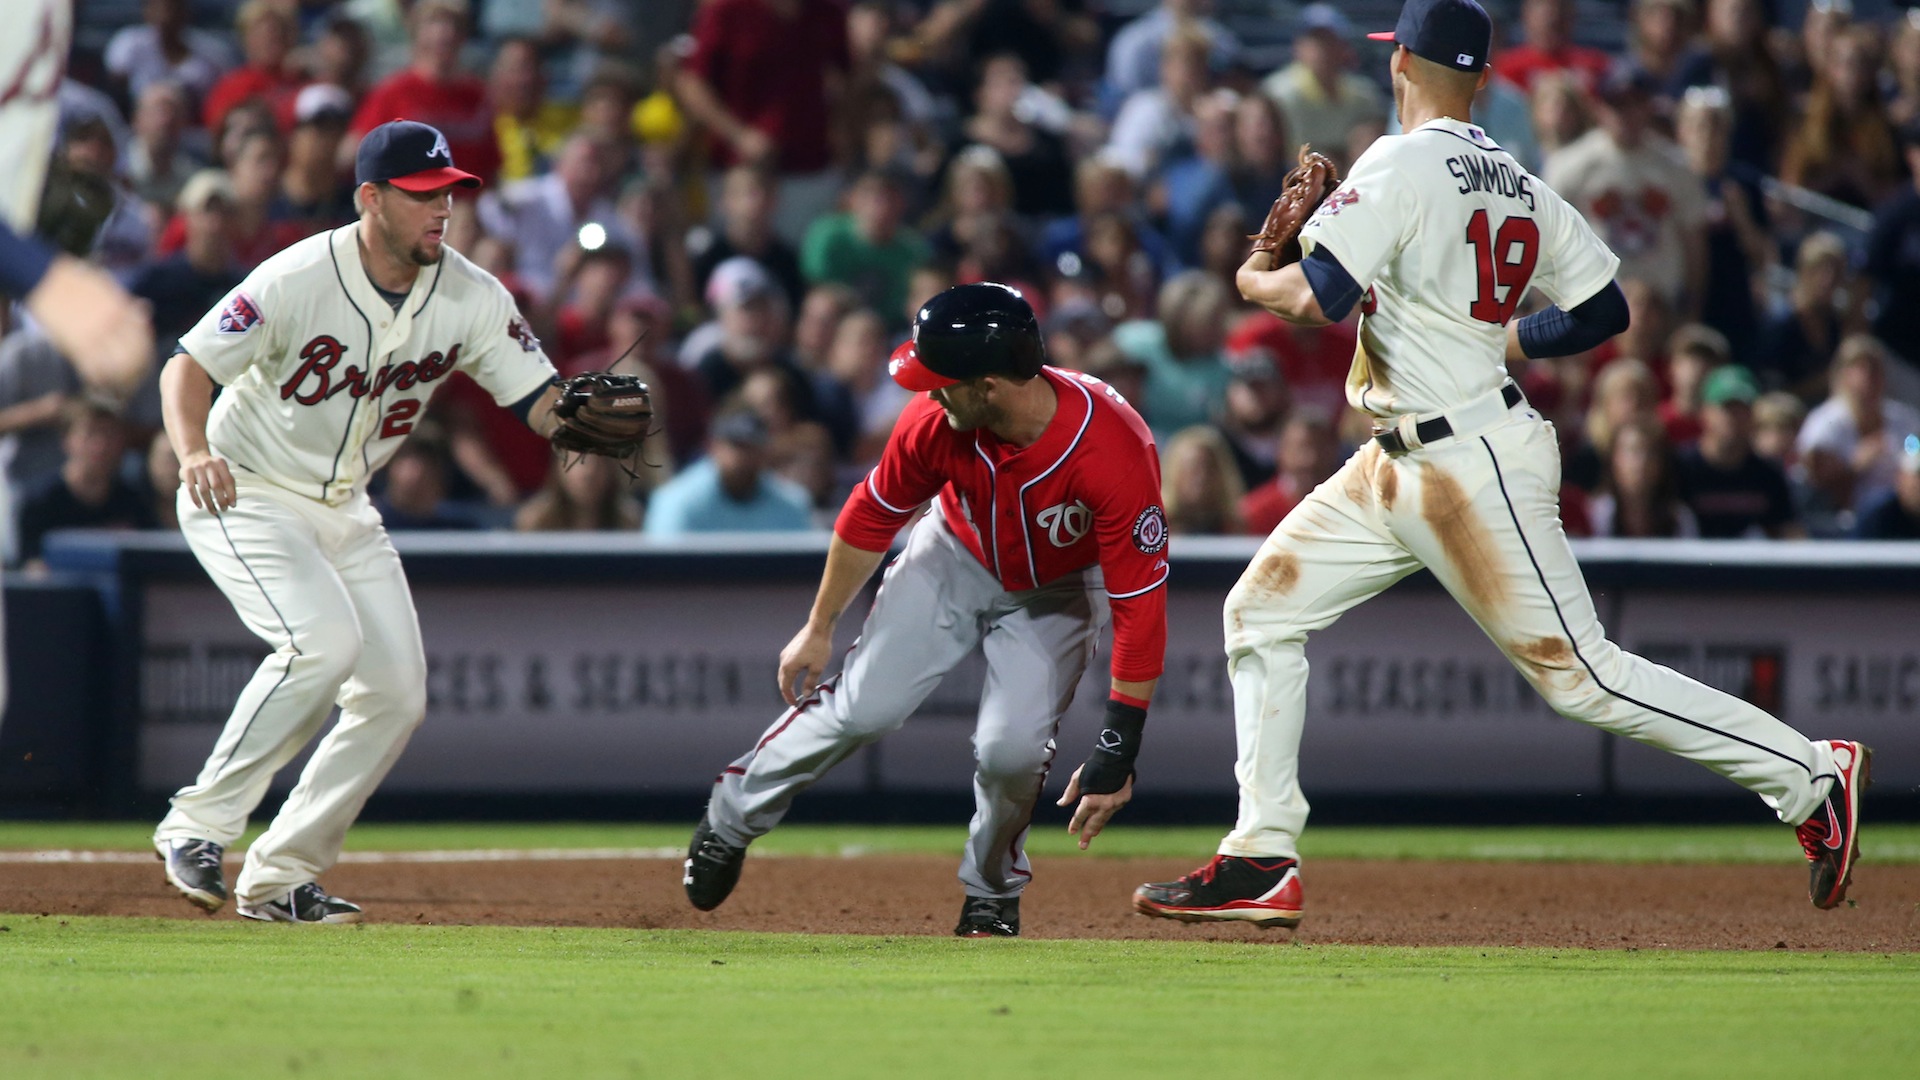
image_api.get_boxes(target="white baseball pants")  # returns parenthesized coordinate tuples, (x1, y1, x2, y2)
(1220, 398, 1837, 860)
(155, 475, 427, 906)
(707, 513, 1107, 898)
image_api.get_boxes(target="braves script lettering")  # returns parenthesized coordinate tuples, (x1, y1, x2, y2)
(280, 335, 463, 406)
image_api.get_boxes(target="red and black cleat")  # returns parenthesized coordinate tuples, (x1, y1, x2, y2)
(1798, 740, 1872, 910)
(1133, 855, 1304, 928)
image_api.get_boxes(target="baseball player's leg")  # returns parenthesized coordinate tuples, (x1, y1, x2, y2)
(156, 489, 368, 849)
(237, 507, 426, 905)
(706, 515, 1000, 846)
(1404, 419, 1834, 823)
(1218, 449, 1422, 859)
(960, 576, 1107, 898)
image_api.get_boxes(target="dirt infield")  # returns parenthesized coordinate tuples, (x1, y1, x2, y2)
(4, 855, 1916, 950)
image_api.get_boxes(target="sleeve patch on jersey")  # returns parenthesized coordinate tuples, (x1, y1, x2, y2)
(1312, 189, 1360, 220)
(1132, 506, 1168, 555)
(216, 292, 263, 334)
(508, 315, 541, 353)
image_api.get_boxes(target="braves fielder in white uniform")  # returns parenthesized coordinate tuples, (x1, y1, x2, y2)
(1135, 0, 1870, 928)
(154, 122, 569, 922)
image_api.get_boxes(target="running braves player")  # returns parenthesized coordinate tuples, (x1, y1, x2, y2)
(152, 121, 642, 922)
(1135, 0, 1870, 928)
(685, 283, 1168, 937)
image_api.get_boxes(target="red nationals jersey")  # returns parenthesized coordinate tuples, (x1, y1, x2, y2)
(837, 367, 1169, 681)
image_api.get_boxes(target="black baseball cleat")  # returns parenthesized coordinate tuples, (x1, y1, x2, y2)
(685, 818, 748, 912)
(1134, 855, 1304, 927)
(1798, 740, 1872, 910)
(156, 839, 228, 913)
(237, 883, 364, 924)
(954, 895, 1020, 937)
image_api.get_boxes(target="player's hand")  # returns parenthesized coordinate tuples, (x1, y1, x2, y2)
(179, 450, 237, 513)
(25, 255, 154, 399)
(775, 620, 834, 707)
(1056, 766, 1133, 851)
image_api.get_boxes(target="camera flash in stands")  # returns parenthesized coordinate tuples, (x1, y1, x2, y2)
(577, 222, 608, 252)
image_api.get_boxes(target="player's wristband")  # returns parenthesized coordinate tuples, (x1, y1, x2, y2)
(0, 222, 58, 300)
(1077, 695, 1147, 796)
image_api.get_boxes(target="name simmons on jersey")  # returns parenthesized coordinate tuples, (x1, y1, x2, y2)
(1444, 153, 1536, 211)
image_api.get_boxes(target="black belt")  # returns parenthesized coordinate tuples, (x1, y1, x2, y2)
(1372, 383, 1524, 454)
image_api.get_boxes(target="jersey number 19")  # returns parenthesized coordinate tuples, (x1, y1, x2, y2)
(1464, 209, 1538, 326)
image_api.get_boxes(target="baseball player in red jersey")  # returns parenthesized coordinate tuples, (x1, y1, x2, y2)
(1134, 0, 1870, 930)
(685, 283, 1168, 936)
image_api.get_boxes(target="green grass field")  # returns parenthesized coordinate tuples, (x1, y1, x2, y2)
(4, 824, 1918, 1079)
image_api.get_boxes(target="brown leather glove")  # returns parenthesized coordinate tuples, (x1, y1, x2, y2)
(1248, 146, 1342, 267)
(549, 372, 654, 462)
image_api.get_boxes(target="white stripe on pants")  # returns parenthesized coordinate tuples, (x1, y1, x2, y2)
(707, 513, 1107, 898)
(155, 476, 426, 905)
(1219, 409, 1835, 860)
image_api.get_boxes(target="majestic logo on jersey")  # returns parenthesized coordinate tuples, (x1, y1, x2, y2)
(508, 315, 540, 352)
(280, 334, 462, 406)
(1036, 500, 1093, 548)
(1132, 506, 1167, 554)
(216, 292, 264, 334)
(429, 128, 451, 163)
(1314, 189, 1360, 219)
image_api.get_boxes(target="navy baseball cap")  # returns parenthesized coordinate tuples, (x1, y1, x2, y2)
(354, 119, 482, 192)
(1367, 0, 1494, 73)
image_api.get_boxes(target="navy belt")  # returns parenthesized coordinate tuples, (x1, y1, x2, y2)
(1372, 383, 1524, 454)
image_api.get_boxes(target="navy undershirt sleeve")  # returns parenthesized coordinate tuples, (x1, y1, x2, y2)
(1515, 280, 1630, 359)
(0, 222, 58, 299)
(1299, 246, 1365, 322)
(508, 378, 556, 425)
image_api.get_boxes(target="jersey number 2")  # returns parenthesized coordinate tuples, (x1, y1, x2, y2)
(380, 399, 421, 439)
(1464, 210, 1539, 325)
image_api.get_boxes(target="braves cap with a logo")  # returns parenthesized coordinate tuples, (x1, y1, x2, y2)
(354, 119, 482, 191)
(1367, 0, 1493, 73)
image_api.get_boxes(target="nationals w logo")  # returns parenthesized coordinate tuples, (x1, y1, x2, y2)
(1035, 500, 1093, 548)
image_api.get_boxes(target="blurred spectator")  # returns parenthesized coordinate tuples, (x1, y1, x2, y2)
(281, 86, 357, 227)
(1675, 85, 1768, 363)
(1108, 27, 1214, 181)
(1240, 410, 1339, 536)
(127, 170, 244, 347)
(1780, 26, 1899, 211)
(1864, 120, 1920, 366)
(1658, 323, 1729, 446)
(644, 410, 815, 534)
(1889, 10, 1920, 130)
(155, 129, 305, 270)
(1700, 0, 1788, 174)
(695, 257, 811, 408)
(1627, 0, 1712, 101)
(374, 423, 473, 529)
(0, 331, 81, 502)
(1759, 232, 1859, 399)
(577, 68, 645, 173)
(847, 3, 938, 132)
(548, 244, 631, 364)
(1105, 0, 1240, 100)
(349, 0, 500, 185)
(676, 0, 851, 244)
(1528, 71, 1594, 162)
(1752, 390, 1807, 467)
(58, 118, 152, 275)
(1676, 365, 1803, 538)
(1495, 0, 1612, 94)
(1568, 357, 1660, 491)
(1039, 157, 1177, 286)
(1161, 425, 1244, 535)
(843, 70, 942, 211)
(477, 134, 626, 300)
(1230, 94, 1292, 227)
(1587, 415, 1699, 537)
(202, 0, 304, 134)
(1115, 270, 1233, 440)
(1215, 349, 1291, 489)
(1852, 436, 1920, 539)
(147, 432, 181, 532)
(1797, 334, 1920, 518)
(615, 173, 699, 312)
(793, 282, 862, 372)
(800, 170, 930, 319)
(312, 14, 374, 100)
(15, 402, 155, 566)
(489, 36, 577, 183)
(961, 53, 1076, 218)
(738, 368, 841, 513)
(1260, 5, 1386, 171)
(1156, 90, 1238, 265)
(126, 81, 207, 215)
(106, 0, 234, 107)
(1195, 202, 1252, 292)
(515, 455, 644, 531)
(915, 0, 1098, 90)
(822, 307, 906, 463)
(1785, 0, 1852, 99)
(1545, 67, 1706, 319)
(1226, 309, 1356, 420)
(691, 164, 806, 310)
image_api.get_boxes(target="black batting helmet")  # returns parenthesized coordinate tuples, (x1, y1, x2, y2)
(889, 282, 1047, 391)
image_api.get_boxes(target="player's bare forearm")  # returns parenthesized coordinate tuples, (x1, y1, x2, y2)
(160, 352, 236, 510)
(810, 534, 889, 629)
(1236, 252, 1331, 326)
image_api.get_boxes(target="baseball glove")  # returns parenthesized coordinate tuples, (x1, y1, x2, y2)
(1248, 146, 1341, 266)
(549, 371, 654, 462)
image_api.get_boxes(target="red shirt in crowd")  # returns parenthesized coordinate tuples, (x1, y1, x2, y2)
(351, 70, 501, 183)
(1493, 43, 1611, 94)
(837, 367, 1169, 681)
(154, 213, 309, 270)
(1239, 476, 1309, 537)
(685, 0, 850, 175)
(202, 64, 306, 132)
(1226, 310, 1357, 418)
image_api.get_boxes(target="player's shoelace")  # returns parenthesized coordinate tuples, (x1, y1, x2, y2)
(181, 841, 223, 871)
(1183, 855, 1230, 886)
(694, 836, 741, 866)
(1795, 806, 1836, 861)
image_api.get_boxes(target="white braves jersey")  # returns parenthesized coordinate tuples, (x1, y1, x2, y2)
(180, 225, 557, 504)
(0, 0, 70, 233)
(1299, 116, 1620, 418)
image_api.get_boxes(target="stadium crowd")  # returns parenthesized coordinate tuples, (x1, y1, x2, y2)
(6, 0, 1920, 568)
